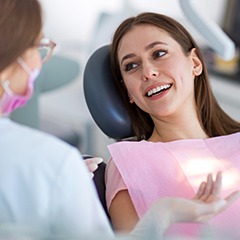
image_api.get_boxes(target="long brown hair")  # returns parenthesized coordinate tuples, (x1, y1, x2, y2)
(0, 0, 42, 72)
(110, 12, 240, 140)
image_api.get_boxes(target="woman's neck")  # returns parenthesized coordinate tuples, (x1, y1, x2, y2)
(149, 113, 208, 142)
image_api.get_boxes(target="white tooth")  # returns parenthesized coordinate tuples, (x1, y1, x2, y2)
(147, 84, 171, 97)
(162, 85, 166, 90)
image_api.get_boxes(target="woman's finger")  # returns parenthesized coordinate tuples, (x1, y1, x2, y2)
(193, 182, 206, 199)
(224, 190, 240, 207)
(200, 173, 213, 201)
(211, 171, 222, 198)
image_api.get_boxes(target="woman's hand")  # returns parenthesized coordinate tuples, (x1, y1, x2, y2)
(168, 171, 240, 223)
(131, 171, 240, 238)
(193, 171, 223, 203)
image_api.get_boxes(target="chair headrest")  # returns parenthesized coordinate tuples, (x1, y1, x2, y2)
(83, 45, 133, 140)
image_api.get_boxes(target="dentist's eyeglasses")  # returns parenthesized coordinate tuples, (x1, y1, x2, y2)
(38, 37, 56, 63)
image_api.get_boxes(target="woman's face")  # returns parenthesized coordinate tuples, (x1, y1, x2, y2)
(117, 24, 202, 121)
(1, 37, 42, 97)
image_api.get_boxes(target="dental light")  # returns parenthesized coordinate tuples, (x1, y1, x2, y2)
(179, 0, 235, 60)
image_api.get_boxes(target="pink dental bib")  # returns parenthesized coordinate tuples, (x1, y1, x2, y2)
(107, 132, 240, 237)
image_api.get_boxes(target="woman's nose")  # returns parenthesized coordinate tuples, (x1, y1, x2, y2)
(142, 63, 159, 81)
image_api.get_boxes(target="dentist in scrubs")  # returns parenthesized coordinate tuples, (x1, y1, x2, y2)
(0, 0, 112, 237)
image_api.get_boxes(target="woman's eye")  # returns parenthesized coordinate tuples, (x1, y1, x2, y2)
(153, 50, 167, 59)
(124, 62, 138, 72)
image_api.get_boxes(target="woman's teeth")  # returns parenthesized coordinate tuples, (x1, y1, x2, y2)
(147, 84, 172, 97)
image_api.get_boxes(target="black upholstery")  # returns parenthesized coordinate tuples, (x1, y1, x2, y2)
(92, 162, 110, 219)
(82, 155, 111, 222)
(83, 45, 133, 140)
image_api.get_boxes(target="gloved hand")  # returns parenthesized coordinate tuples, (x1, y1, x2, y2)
(130, 171, 240, 239)
(82, 155, 103, 179)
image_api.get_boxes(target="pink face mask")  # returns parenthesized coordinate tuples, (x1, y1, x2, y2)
(1, 58, 40, 114)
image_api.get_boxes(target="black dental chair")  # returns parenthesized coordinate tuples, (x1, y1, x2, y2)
(84, 45, 133, 140)
(83, 45, 133, 223)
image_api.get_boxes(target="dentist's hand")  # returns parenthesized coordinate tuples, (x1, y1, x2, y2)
(82, 155, 103, 178)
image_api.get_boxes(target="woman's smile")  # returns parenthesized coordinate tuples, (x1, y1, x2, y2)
(145, 83, 172, 98)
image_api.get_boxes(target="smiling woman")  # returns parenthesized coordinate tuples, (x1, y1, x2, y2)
(105, 12, 240, 238)
(116, 24, 202, 131)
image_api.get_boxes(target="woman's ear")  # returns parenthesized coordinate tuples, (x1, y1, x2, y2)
(0, 60, 18, 81)
(191, 48, 203, 76)
(121, 79, 134, 103)
(0, 66, 10, 81)
(129, 97, 134, 104)
(128, 92, 134, 103)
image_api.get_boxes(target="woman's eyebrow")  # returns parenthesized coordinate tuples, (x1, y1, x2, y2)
(121, 53, 135, 65)
(145, 41, 168, 50)
(120, 41, 168, 64)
